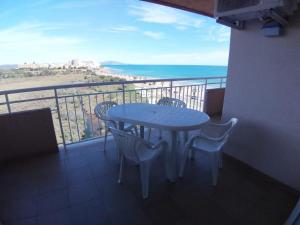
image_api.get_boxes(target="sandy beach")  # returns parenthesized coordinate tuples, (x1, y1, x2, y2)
(96, 66, 171, 89)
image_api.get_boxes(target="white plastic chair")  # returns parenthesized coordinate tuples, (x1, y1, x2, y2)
(179, 118, 238, 186)
(94, 101, 138, 151)
(110, 128, 168, 199)
(157, 97, 187, 108)
(147, 97, 187, 140)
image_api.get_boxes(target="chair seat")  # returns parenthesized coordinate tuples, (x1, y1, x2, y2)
(123, 123, 136, 131)
(192, 138, 224, 153)
(137, 147, 163, 162)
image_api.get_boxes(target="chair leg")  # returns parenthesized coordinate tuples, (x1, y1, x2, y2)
(189, 149, 196, 160)
(147, 128, 152, 142)
(134, 126, 138, 136)
(211, 152, 219, 186)
(218, 151, 223, 169)
(140, 161, 151, 199)
(179, 145, 191, 178)
(158, 129, 162, 140)
(118, 155, 125, 183)
(104, 129, 108, 151)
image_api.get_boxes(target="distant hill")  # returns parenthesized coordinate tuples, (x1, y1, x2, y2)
(0, 64, 17, 70)
(101, 61, 125, 65)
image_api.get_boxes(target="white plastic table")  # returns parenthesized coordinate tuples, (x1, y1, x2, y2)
(107, 103, 210, 182)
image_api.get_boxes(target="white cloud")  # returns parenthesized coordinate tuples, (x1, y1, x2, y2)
(52, 0, 105, 9)
(207, 26, 231, 42)
(143, 31, 164, 40)
(129, 2, 203, 30)
(110, 26, 139, 32)
(0, 22, 83, 64)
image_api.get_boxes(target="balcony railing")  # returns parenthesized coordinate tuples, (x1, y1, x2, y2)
(0, 76, 226, 147)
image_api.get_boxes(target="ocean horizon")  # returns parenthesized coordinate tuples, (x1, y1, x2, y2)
(103, 64, 228, 79)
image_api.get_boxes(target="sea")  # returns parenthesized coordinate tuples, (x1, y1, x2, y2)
(103, 65, 227, 79)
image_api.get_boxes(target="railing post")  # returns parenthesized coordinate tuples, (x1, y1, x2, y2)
(54, 89, 66, 150)
(5, 94, 11, 113)
(204, 78, 208, 111)
(122, 83, 126, 104)
(220, 78, 223, 88)
(170, 81, 173, 98)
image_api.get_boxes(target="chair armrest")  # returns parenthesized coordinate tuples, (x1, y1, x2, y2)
(185, 134, 225, 149)
(208, 120, 232, 127)
(146, 140, 168, 150)
(198, 131, 226, 142)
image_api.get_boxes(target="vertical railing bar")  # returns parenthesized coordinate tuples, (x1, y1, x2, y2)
(192, 86, 195, 110)
(156, 88, 158, 103)
(178, 86, 181, 99)
(95, 94, 102, 136)
(73, 96, 80, 140)
(183, 85, 186, 106)
(140, 89, 143, 103)
(170, 81, 173, 98)
(160, 86, 163, 98)
(145, 89, 148, 103)
(54, 89, 66, 150)
(80, 96, 87, 136)
(174, 86, 177, 99)
(115, 92, 118, 104)
(199, 84, 204, 111)
(122, 84, 126, 104)
(5, 94, 11, 113)
(189, 85, 192, 109)
(64, 97, 73, 143)
(194, 85, 198, 110)
(151, 88, 153, 104)
(196, 84, 201, 111)
(203, 79, 208, 111)
(88, 95, 94, 137)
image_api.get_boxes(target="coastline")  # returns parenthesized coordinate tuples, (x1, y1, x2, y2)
(96, 65, 227, 88)
(96, 66, 170, 89)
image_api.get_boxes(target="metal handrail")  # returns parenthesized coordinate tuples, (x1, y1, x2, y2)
(0, 76, 226, 95)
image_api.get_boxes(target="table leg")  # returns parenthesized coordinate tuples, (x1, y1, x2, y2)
(183, 131, 189, 144)
(166, 131, 178, 182)
(118, 121, 124, 130)
(140, 126, 144, 139)
(117, 122, 125, 161)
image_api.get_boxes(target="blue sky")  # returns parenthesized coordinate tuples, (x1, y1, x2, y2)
(0, 0, 230, 65)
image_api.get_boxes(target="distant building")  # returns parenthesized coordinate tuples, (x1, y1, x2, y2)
(17, 59, 100, 70)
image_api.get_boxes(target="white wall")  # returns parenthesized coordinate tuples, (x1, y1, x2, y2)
(223, 11, 300, 191)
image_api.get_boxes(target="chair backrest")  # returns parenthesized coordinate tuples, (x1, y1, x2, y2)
(110, 128, 146, 162)
(201, 118, 238, 143)
(94, 101, 118, 128)
(157, 97, 186, 108)
(218, 118, 238, 142)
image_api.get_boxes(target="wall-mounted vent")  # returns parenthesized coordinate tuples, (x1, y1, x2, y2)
(217, 0, 260, 13)
(215, 0, 296, 18)
(215, 0, 298, 30)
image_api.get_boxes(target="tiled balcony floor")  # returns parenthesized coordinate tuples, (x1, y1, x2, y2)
(0, 132, 298, 225)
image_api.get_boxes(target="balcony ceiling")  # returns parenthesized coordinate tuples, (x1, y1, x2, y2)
(143, 0, 214, 17)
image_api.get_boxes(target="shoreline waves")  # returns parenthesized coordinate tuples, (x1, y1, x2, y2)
(96, 64, 227, 89)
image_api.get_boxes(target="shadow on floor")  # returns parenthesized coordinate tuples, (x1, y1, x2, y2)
(0, 131, 298, 225)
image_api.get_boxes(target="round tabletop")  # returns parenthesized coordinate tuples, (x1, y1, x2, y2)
(107, 103, 209, 131)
